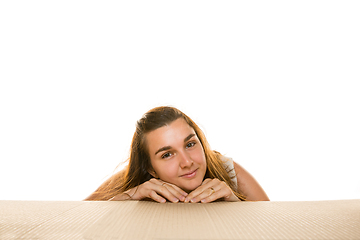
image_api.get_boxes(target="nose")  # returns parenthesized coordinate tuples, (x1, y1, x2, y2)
(179, 151, 193, 168)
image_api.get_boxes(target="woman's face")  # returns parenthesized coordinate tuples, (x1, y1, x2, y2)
(146, 118, 207, 192)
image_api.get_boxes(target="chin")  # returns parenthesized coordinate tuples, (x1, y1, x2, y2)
(181, 181, 202, 193)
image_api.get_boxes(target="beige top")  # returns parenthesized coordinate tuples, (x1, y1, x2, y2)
(221, 156, 238, 188)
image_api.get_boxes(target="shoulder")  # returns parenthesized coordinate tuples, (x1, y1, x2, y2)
(233, 161, 270, 201)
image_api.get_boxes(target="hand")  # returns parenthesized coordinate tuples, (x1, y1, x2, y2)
(185, 178, 240, 203)
(109, 178, 188, 203)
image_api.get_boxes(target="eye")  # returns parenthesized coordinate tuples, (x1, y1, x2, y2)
(161, 152, 173, 159)
(186, 141, 196, 148)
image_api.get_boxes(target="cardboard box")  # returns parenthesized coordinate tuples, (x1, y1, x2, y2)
(1, 199, 359, 239)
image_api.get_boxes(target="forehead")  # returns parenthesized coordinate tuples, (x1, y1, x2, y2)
(146, 118, 196, 152)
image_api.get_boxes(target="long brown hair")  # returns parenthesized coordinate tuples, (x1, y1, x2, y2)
(86, 106, 246, 201)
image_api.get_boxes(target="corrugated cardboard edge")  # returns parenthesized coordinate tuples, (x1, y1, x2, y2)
(1, 200, 360, 239)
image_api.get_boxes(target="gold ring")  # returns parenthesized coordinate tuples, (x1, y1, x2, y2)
(209, 187, 215, 195)
(162, 182, 166, 186)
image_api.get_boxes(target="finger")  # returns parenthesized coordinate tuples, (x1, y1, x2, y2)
(141, 180, 179, 203)
(200, 187, 230, 203)
(150, 178, 188, 197)
(190, 186, 219, 203)
(162, 184, 185, 202)
(186, 179, 219, 202)
(160, 181, 188, 196)
(147, 180, 181, 203)
(132, 180, 180, 203)
(160, 182, 188, 202)
(201, 183, 240, 203)
(148, 190, 167, 203)
(201, 178, 212, 185)
(154, 185, 181, 203)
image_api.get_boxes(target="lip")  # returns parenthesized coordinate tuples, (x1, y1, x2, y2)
(180, 169, 198, 178)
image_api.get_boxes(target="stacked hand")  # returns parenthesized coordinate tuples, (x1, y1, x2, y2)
(185, 178, 240, 203)
(110, 178, 240, 203)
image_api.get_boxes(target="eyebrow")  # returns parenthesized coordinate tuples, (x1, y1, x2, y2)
(154, 133, 196, 156)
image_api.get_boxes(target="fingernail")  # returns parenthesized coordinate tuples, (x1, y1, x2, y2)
(190, 199, 196, 203)
(173, 198, 179, 203)
(179, 195, 185, 201)
(185, 198, 189, 203)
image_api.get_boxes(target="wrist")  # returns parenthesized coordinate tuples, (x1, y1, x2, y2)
(122, 192, 132, 200)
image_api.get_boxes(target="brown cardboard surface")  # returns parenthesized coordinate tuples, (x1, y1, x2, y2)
(1, 200, 360, 239)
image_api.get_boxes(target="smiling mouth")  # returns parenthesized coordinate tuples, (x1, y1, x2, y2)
(180, 169, 198, 178)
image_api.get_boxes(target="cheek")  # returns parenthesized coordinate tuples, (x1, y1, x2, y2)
(191, 148, 206, 166)
(153, 161, 179, 179)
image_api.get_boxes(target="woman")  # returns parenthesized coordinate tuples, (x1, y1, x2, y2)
(85, 106, 269, 202)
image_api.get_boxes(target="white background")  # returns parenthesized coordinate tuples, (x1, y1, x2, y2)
(1, 1, 359, 201)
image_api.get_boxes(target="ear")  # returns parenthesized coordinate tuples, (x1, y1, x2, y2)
(148, 167, 159, 178)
